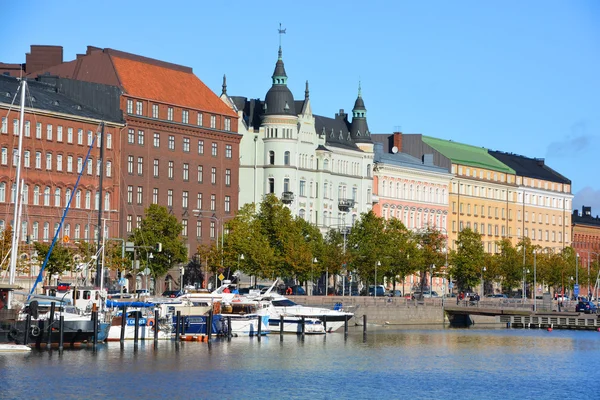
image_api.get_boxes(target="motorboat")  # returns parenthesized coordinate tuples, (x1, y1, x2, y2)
(250, 280, 353, 333)
(105, 301, 172, 341)
(0, 344, 31, 353)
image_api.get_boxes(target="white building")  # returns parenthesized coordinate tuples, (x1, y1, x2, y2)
(221, 46, 374, 231)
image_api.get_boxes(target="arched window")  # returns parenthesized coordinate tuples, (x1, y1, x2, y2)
(105, 192, 111, 211)
(75, 190, 81, 208)
(54, 188, 61, 207)
(284, 151, 290, 166)
(32, 221, 38, 240)
(366, 164, 371, 177)
(43, 222, 49, 241)
(299, 209, 306, 220)
(389, 182, 393, 198)
(44, 186, 51, 206)
(310, 155, 314, 169)
(0, 182, 5, 202)
(323, 159, 329, 170)
(65, 188, 72, 205)
(22, 184, 28, 204)
(268, 151, 275, 165)
(85, 190, 91, 209)
(396, 183, 400, 199)
(33, 185, 40, 205)
(382, 180, 387, 196)
(74, 224, 80, 239)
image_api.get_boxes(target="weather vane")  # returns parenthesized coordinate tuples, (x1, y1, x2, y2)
(278, 23, 286, 47)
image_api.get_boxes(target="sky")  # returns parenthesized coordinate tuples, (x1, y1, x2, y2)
(2, 1, 599, 213)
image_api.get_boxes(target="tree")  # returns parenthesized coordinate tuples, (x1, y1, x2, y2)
(493, 238, 522, 293)
(413, 227, 446, 297)
(383, 218, 418, 294)
(449, 228, 484, 292)
(129, 204, 187, 281)
(347, 211, 387, 288)
(33, 242, 73, 285)
(0, 226, 13, 272)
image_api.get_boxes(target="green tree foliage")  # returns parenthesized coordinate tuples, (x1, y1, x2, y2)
(320, 229, 346, 282)
(33, 242, 73, 284)
(383, 218, 418, 291)
(413, 227, 446, 295)
(493, 238, 522, 293)
(347, 211, 387, 286)
(449, 228, 484, 292)
(0, 226, 13, 272)
(129, 204, 187, 279)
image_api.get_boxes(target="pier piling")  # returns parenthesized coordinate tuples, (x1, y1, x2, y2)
(280, 317, 284, 341)
(207, 310, 213, 342)
(120, 306, 127, 343)
(24, 314, 31, 346)
(47, 302, 55, 347)
(58, 316, 64, 351)
(134, 312, 140, 344)
(92, 311, 98, 346)
(301, 316, 306, 338)
(227, 316, 232, 341)
(323, 315, 327, 333)
(257, 315, 262, 341)
(154, 308, 159, 344)
(344, 314, 348, 338)
(363, 315, 367, 334)
(175, 311, 181, 341)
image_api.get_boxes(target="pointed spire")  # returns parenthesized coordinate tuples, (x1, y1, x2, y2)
(358, 80, 362, 98)
(278, 46, 283, 60)
(221, 74, 227, 96)
(305, 80, 309, 100)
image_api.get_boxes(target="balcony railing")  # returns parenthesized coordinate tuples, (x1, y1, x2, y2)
(281, 191, 295, 204)
(338, 198, 355, 212)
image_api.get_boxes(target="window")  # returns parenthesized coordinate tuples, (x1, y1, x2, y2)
(183, 137, 190, 152)
(183, 163, 189, 181)
(197, 112, 203, 126)
(127, 186, 133, 204)
(153, 159, 159, 177)
(77, 129, 83, 144)
(198, 140, 204, 155)
(168, 135, 175, 150)
(24, 151, 30, 168)
(127, 99, 133, 114)
(152, 104, 159, 118)
(0, 148, 6, 165)
(46, 153, 52, 170)
(43, 222, 49, 241)
(196, 193, 203, 210)
(153, 133, 160, 147)
(210, 115, 216, 128)
(137, 130, 144, 145)
(25, 121, 30, 137)
(137, 187, 143, 205)
(46, 124, 53, 140)
(182, 191, 188, 208)
(136, 101, 143, 115)
(87, 130, 93, 146)
(128, 129, 134, 144)
(225, 145, 232, 159)
(13, 119, 19, 135)
(1, 117, 6, 133)
(54, 188, 61, 207)
(167, 107, 173, 121)
(75, 190, 81, 208)
(57, 126, 63, 142)
(197, 166, 203, 183)
(182, 110, 189, 124)
(44, 186, 51, 206)
(35, 152, 42, 169)
(167, 189, 173, 207)
(284, 151, 290, 165)
(56, 154, 63, 171)
(300, 180, 306, 197)
(196, 220, 202, 238)
(106, 161, 112, 177)
(211, 143, 217, 156)
(210, 221, 216, 238)
(284, 178, 290, 193)
(210, 194, 216, 211)
(268, 178, 275, 194)
(36, 123, 42, 139)
(85, 190, 91, 209)
(0, 182, 4, 202)
(224, 117, 231, 131)
(127, 156, 134, 174)
(126, 215, 132, 233)
(269, 151, 275, 165)
(211, 167, 216, 184)
(152, 188, 158, 204)
(182, 219, 188, 236)
(137, 157, 143, 175)
(225, 196, 231, 212)
(168, 161, 174, 179)
(225, 169, 231, 186)
(106, 132, 113, 149)
(67, 156, 73, 173)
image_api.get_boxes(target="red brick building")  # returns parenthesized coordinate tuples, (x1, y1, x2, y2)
(0, 45, 64, 77)
(572, 206, 600, 282)
(33, 46, 241, 258)
(0, 74, 123, 254)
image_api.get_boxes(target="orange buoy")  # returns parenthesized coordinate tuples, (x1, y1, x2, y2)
(547, 327, 553, 332)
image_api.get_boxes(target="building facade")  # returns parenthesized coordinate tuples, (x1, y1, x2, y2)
(222, 46, 373, 231)
(572, 206, 600, 270)
(0, 74, 124, 284)
(33, 46, 241, 259)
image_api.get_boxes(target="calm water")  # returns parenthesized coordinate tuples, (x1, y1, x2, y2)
(1, 327, 599, 400)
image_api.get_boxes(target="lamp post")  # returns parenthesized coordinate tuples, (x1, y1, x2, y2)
(374, 260, 381, 298)
(312, 257, 317, 296)
(147, 252, 153, 292)
(430, 264, 436, 295)
(533, 249, 537, 310)
(481, 266, 486, 296)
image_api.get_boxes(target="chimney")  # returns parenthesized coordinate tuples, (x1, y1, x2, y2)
(583, 206, 592, 217)
(25, 45, 63, 75)
(335, 109, 347, 121)
(535, 158, 545, 166)
(392, 132, 403, 153)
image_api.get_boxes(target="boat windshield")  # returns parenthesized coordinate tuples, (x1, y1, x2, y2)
(272, 299, 297, 307)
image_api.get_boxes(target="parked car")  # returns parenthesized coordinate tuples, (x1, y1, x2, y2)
(575, 300, 598, 314)
(162, 290, 183, 298)
(135, 289, 150, 298)
(385, 290, 402, 297)
(555, 294, 570, 302)
(367, 285, 386, 296)
(413, 291, 439, 298)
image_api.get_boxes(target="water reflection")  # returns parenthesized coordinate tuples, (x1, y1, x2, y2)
(1, 328, 599, 399)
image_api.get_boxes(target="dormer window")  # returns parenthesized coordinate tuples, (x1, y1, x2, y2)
(330, 128, 334, 138)
(356, 130, 361, 137)
(284, 102, 289, 110)
(347, 132, 351, 141)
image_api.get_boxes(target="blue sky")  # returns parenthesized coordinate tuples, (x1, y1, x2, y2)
(3, 1, 599, 212)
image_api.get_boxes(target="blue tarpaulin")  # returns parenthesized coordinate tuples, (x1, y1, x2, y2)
(105, 300, 155, 308)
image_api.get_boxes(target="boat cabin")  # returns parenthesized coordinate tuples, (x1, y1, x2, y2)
(42, 283, 106, 310)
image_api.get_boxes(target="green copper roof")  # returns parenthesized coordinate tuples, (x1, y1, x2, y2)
(422, 136, 515, 174)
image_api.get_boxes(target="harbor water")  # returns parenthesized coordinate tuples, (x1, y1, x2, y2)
(1, 326, 599, 399)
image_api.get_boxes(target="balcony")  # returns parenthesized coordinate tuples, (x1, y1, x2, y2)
(338, 198, 355, 212)
(281, 191, 295, 204)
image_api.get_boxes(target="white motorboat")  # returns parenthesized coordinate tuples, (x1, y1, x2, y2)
(0, 344, 31, 353)
(250, 281, 353, 333)
(106, 307, 172, 341)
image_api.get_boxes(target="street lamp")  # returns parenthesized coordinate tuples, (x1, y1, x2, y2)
(375, 260, 381, 298)
(148, 252, 153, 292)
(481, 266, 486, 296)
(430, 264, 436, 295)
(312, 257, 317, 296)
(533, 249, 537, 311)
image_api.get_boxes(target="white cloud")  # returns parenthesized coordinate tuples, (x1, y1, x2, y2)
(573, 186, 600, 215)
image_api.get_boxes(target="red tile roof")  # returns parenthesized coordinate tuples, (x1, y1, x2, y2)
(111, 56, 236, 117)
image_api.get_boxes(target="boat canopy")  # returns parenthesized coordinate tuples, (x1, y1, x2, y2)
(105, 300, 155, 308)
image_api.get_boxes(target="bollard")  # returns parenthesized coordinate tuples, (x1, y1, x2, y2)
(92, 310, 98, 346)
(363, 315, 367, 334)
(120, 306, 127, 343)
(207, 310, 213, 342)
(227, 316, 232, 340)
(280, 316, 284, 340)
(58, 315, 64, 351)
(344, 314, 349, 337)
(301, 316, 306, 338)
(175, 311, 181, 341)
(47, 302, 56, 347)
(36, 320, 44, 349)
(24, 315, 32, 346)
(134, 312, 140, 344)
(323, 315, 327, 333)
(257, 315, 262, 341)
(154, 308, 159, 343)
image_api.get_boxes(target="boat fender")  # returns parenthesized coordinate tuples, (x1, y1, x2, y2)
(30, 325, 41, 337)
(147, 318, 155, 327)
(8, 328, 20, 340)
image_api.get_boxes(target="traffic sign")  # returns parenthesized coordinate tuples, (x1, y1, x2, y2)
(218, 273, 225, 281)
(63, 235, 70, 243)
(574, 284, 579, 296)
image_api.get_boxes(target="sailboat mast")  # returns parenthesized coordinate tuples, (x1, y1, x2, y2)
(8, 80, 27, 286)
(95, 121, 105, 287)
